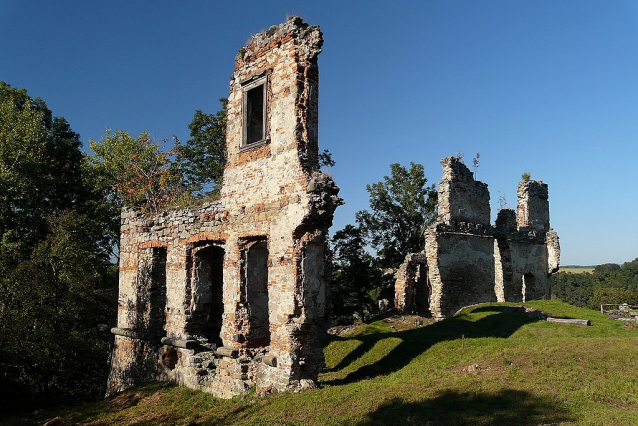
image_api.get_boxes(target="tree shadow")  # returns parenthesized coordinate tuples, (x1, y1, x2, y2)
(323, 308, 538, 386)
(358, 389, 574, 425)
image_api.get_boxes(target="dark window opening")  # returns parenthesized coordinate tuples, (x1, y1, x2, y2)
(414, 264, 431, 317)
(242, 75, 268, 147)
(137, 247, 167, 337)
(245, 241, 270, 347)
(149, 248, 167, 335)
(522, 273, 535, 303)
(186, 245, 225, 347)
(246, 85, 264, 144)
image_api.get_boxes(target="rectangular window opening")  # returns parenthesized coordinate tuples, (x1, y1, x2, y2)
(244, 240, 271, 347)
(186, 244, 225, 347)
(242, 75, 268, 147)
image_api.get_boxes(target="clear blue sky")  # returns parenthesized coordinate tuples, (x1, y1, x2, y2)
(2, 1, 637, 266)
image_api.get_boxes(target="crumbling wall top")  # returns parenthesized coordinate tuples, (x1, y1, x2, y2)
(437, 156, 490, 227)
(516, 179, 550, 232)
(440, 156, 476, 182)
(517, 180, 548, 200)
(236, 16, 323, 69)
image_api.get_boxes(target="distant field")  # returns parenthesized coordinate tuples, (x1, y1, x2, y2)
(560, 267, 595, 274)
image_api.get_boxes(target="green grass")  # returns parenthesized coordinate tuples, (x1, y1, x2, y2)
(7, 301, 638, 426)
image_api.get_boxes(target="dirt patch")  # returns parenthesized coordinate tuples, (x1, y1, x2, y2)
(105, 392, 142, 409)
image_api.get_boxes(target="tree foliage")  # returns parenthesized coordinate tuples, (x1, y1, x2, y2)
(551, 258, 638, 309)
(0, 82, 116, 411)
(356, 162, 437, 269)
(0, 212, 115, 404)
(331, 224, 382, 323)
(176, 99, 228, 197)
(0, 82, 84, 257)
(88, 130, 185, 213)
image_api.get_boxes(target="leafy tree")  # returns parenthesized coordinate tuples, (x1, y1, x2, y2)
(88, 130, 185, 213)
(0, 82, 84, 258)
(176, 99, 227, 197)
(589, 287, 638, 309)
(0, 82, 117, 410)
(331, 224, 382, 323)
(0, 212, 115, 406)
(356, 162, 437, 269)
(550, 271, 595, 308)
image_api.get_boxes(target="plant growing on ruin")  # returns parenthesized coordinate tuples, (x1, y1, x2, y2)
(318, 149, 335, 168)
(498, 192, 508, 211)
(472, 152, 480, 178)
(522, 171, 531, 181)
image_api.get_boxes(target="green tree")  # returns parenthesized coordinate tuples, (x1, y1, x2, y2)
(331, 224, 382, 323)
(356, 162, 437, 269)
(0, 212, 115, 406)
(550, 271, 595, 308)
(177, 99, 228, 197)
(88, 130, 185, 213)
(589, 287, 638, 309)
(0, 83, 117, 410)
(0, 82, 84, 258)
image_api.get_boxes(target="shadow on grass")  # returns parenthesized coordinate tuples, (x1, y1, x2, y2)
(323, 308, 538, 386)
(359, 389, 574, 426)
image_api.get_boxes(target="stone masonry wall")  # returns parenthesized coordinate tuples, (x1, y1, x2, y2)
(107, 17, 342, 398)
(396, 157, 560, 319)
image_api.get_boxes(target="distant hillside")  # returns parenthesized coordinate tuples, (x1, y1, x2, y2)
(8, 301, 638, 426)
(553, 259, 638, 309)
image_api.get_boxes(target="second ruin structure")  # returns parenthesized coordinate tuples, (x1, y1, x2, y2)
(395, 156, 560, 320)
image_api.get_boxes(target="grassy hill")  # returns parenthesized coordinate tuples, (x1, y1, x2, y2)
(9, 301, 638, 426)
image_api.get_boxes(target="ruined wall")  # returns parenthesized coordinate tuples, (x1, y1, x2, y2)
(396, 157, 560, 319)
(394, 253, 429, 315)
(107, 17, 341, 398)
(425, 157, 496, 320)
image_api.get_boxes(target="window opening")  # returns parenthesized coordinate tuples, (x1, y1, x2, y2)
(186, 245, 225, 347)
(522, 273, 535, 303)
(242, 75, 267, 147)
(137, 247, 167, 337)
(414, 263, 431, 317)
(245, 241, 270, 347)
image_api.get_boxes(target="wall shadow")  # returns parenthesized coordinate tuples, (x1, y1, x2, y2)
(323, 308, 537, 386)
(358, 389, 574, 425)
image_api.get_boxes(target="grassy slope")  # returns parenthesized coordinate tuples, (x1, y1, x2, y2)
(9, 301, 638, 426)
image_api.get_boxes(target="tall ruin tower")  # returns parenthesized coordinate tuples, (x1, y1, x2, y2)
(107, 17, 341, 398)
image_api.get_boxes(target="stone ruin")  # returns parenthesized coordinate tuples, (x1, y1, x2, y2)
(395, 156, 560, 320)
(107, 17, 342, 398)
(107, 17, 561, 399)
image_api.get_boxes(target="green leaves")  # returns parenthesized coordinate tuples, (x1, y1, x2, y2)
(88, 130, 185, 213)
(0, 82, 116, 407)
(177, 98, 227, 197)
(356, 162, 437, 269)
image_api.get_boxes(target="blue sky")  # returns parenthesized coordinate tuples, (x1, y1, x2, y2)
(2, 1, 637, 266)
